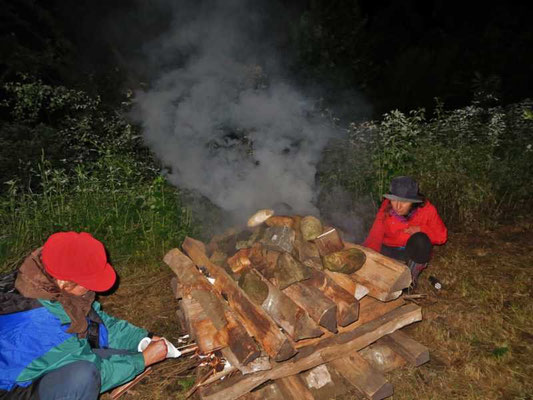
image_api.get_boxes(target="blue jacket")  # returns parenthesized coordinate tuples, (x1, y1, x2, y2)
(0, 299, 147, 393)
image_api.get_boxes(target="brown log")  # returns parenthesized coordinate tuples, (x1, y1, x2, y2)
(180, 295, 227, 353)
(182, 237, 297, 362)
(283, 282, 337, 333)
(344, 242, 411, 301)
(239, 382, 284, 400)
(276, 375, 316, 400)
(303, 268, 359, 327)
(228, 249, 251, 274)
(314, 228, 344, 256)
(329, 350, 393, 400)
(198, 303, 422, 400)
(239, 269, 323, 341)
(292, 237, 323, 270)
(358, 342, 407, 373)
(294, 296, 405, 349)
(164, 248, 260, 364)
(265, 215, 295, 228)
(377, 330, 430, 367)
(220, 348, 271, 375)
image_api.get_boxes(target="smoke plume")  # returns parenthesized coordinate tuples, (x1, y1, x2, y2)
(134, 0, 344, 223)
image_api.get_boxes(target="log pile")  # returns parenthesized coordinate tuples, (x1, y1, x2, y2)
(164, 211, 429, 400)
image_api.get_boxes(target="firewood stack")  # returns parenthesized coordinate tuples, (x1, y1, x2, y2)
(164, 210, 429, 400)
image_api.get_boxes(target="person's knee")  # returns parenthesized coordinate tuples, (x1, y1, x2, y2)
(406, 232, 432, 263)
(38, 361, 101, 400)
(73, 361, 101, 388)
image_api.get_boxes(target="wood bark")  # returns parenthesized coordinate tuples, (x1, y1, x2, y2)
(276, 375, 316, 400)
(182, 237, 297, 362)
(198, 303, 422, 400)
(293, 296, 405, 349)
(283, 282, 338, 333)
(303, 268, 359, 327)
(377, 330, 430, 367)
(344, 242, 411, 301)
(164, 248, 260, 364)
(329, 350, 393, 400)
(243, 269, 323, 341)
(358, 342, 407, 373)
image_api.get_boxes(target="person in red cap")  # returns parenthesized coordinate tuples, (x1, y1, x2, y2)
(363, 176, 448, 288)
(0, 232, 168, 400)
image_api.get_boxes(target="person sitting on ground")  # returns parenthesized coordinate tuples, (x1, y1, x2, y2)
(0, 231, 168, 400)
(363, 176, 448, 287)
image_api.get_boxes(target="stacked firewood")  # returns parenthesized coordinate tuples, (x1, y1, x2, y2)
(164, 211, 429, 400)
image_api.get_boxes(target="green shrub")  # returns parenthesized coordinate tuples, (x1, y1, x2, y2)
(318, 100, 533, 230)
(0, 156, 193, 273)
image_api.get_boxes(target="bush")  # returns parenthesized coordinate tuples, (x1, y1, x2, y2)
(318, 99, 533, 230)
(0, 156, 194, 273)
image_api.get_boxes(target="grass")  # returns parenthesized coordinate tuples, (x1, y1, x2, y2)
(98, 218, 533, 399)
(0, 158, 194, 274)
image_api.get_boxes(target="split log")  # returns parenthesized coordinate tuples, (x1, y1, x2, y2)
(164, 248, 260, 364)
(314, 228, 344, 256)
(239, 382, 284, 400)
(345, 242, 411, 301)
(179, 296, 227, 353)
(283, 282, 337, 333)
(198, 303, 422, 400)
(377, 330, 430, 367)
(276, 375, 316, 400)
(220, 348, 271, 375)
(303, 268, 359, 327)
(358, 342, 407, 373)
(182, 237, 297, 362)
(239, 269, 323, 341)
(294, 296, 405, 349)
(329, 350, 393, 400)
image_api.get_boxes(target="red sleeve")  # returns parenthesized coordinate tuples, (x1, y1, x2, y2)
(363, 200, 389, 252)
(419, 203, 448, 245)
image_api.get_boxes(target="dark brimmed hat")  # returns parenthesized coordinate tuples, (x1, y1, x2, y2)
(383, 176, 424, 203)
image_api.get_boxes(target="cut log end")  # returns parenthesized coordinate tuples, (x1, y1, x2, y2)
(274, 339, 298, 362)
(319, 306, 338, 333)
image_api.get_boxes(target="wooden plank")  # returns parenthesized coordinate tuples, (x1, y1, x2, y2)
(238, 382, 284, 400)
(358, 342, 406, 373)
(182, 237, 297, 362)
(276, 375, 315, 400)
(240, 269, 323, 341)
(294, 296, 405, 349)
(165, 248, 260, 364)
(180, 295, 227, 353)
(329, 350, 393, 400)
(344, 242, 411, 301)
(221, 348, 271, 375)
(377, 330, 430, 366)
(283, 282, 337, 333)
(198, 303, 422, 400)
(304, 268, 359, 327)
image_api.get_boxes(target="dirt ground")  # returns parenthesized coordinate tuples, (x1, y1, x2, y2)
(99, 219, 533, 400)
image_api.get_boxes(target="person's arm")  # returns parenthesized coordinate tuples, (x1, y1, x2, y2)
(93, 302, 148, 351)
(363, 200, 389, 252)
(419, 203, 448, 245)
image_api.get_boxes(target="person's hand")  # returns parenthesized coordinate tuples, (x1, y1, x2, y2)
(404, 226, 421, 235)
(142, 338, 167, 367)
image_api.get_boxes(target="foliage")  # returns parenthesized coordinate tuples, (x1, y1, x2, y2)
(0, 76, 194, 273)
(318, 99, 533, 229)
(0, 77, 152, 192)
(0, 156, 193, 273)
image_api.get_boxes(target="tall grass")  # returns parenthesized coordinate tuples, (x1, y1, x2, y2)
(0, 154, 193, 273)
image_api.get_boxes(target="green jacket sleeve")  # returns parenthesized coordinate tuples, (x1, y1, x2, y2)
(93, 301, 148, 351)
(20, 335, 146, 392)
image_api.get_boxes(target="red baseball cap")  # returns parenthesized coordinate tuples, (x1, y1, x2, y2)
(41, 232, 117, 292)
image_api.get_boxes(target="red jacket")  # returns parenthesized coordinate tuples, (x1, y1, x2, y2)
(363, 199, 448, 252)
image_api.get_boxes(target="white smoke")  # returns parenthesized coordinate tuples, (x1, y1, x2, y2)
(134, 0, 343, 222)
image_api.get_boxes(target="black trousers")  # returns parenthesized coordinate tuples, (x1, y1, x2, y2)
(381, 232, 432, 264)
